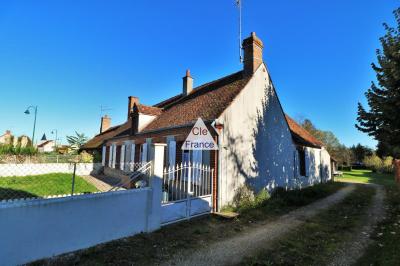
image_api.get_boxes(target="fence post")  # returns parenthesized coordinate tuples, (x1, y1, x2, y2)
(71, 163, 77, 195)
(146, 143, 166, 232)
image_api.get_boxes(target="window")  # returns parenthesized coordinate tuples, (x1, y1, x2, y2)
(298, 148, 306, 176)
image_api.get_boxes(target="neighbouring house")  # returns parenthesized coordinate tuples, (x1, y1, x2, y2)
(37, 134, 55, 152)
(0, 130, 31, 147)
(0, 130, 13, 145)
(56, 145, 72, 154)
(83, 32, 334, 210)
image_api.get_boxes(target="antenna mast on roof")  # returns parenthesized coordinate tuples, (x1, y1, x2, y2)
(100, 105, 112, 117)
(236, 0, 243, 63)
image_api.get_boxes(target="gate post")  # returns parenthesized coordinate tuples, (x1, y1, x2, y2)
(146, 143, 166, 232)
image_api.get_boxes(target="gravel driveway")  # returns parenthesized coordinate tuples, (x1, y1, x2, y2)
(162, 184, 356, 266)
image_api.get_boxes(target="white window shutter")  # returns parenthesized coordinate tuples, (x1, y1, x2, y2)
(192, 150, 203, 165)
(168, 141, 176, 167)
(168, 141, 176, 179)
(102, 146, 106, 166)
(192, 150, 203, 185)
(120, 144, 125, 171)
(108, 146, 112, 167)
(112, 144, 117, 168)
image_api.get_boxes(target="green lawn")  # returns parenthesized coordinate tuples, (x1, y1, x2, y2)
(0, 173, 98, 200)
(336, 169, 395, 186)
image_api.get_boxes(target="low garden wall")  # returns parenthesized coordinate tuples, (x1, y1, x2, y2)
(0, 187, 161, 266)
(0, 163, 103, 177)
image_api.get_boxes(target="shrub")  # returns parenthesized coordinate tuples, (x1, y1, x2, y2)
(79, 151, 94, 163)
(382, 156, 394, 173)
(92, 151, 102, 163)
(363, 155, 382, 172)
(0, 144, 37, 155)
(232, 184, 255, 209)
(363, 155, 394, 174)
(231, 185, 271, 212)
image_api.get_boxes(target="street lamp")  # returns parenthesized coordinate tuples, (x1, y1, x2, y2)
(24, 106, 38, 146)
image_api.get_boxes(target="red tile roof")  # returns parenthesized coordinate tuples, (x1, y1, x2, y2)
(84, 70, 323, 150)
(137, 104, 162, 116)
(143, 71, 249, 132)
(81, 119, 131, 150)
(285, 115, 323, 148)
(37, 140, 54, 148)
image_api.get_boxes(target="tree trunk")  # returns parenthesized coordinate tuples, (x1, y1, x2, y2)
(395, 159, 400, 183)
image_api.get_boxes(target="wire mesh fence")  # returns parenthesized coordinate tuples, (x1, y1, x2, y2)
(0, 162, 151, 202)
(0, 154, 97, 164)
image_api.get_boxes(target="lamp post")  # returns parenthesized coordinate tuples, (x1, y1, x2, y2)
(51, 129, 58, 148)
(24, 106, 38, 146)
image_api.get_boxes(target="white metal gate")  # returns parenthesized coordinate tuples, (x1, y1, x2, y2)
(161, 162, 213, 225)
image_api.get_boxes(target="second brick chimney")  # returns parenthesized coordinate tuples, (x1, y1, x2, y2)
(182, 69, 193, 96)
(100, 115, 111, 133)
(242, 32, 264, 76)
(128, 96, 139, 119)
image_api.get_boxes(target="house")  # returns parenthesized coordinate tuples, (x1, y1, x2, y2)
(83, 32, 333, 210)
(0, 131, 31, 147)
(37, 140, 55, 153)
(0, 130, 13, 145)
(56, 145, 72, 154)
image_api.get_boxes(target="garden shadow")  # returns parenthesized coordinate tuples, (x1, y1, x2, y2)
(0, 187, 38, 201)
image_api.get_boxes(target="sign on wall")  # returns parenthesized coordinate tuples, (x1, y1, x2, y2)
(181, 118, 218, 150)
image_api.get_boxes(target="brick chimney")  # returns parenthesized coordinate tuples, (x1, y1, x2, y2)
(128, 96, 139, 119)
(182, 69, 193, 96)
(242, 32, 264, 76)
(100, 115, 111, 133)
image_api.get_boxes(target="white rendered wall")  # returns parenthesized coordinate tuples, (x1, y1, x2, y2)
(138, 114, 156, 131)
(0, 188, 157, 266)
(291, 146, 332, 189)
(217, 65, 297, 207)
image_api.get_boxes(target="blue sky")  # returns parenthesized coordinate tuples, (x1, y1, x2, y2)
(0, 0, 398, 147)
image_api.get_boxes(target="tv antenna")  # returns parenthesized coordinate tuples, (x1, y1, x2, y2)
(236, 0, 243, 63)
(100, 105, 112, 117)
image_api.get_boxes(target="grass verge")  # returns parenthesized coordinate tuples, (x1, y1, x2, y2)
(0, 173, 98, 200)
(240, 185, 375, 266)
(31, 182, 344, 266)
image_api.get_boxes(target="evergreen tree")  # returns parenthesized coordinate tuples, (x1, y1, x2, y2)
(356, 8, 400, 158)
